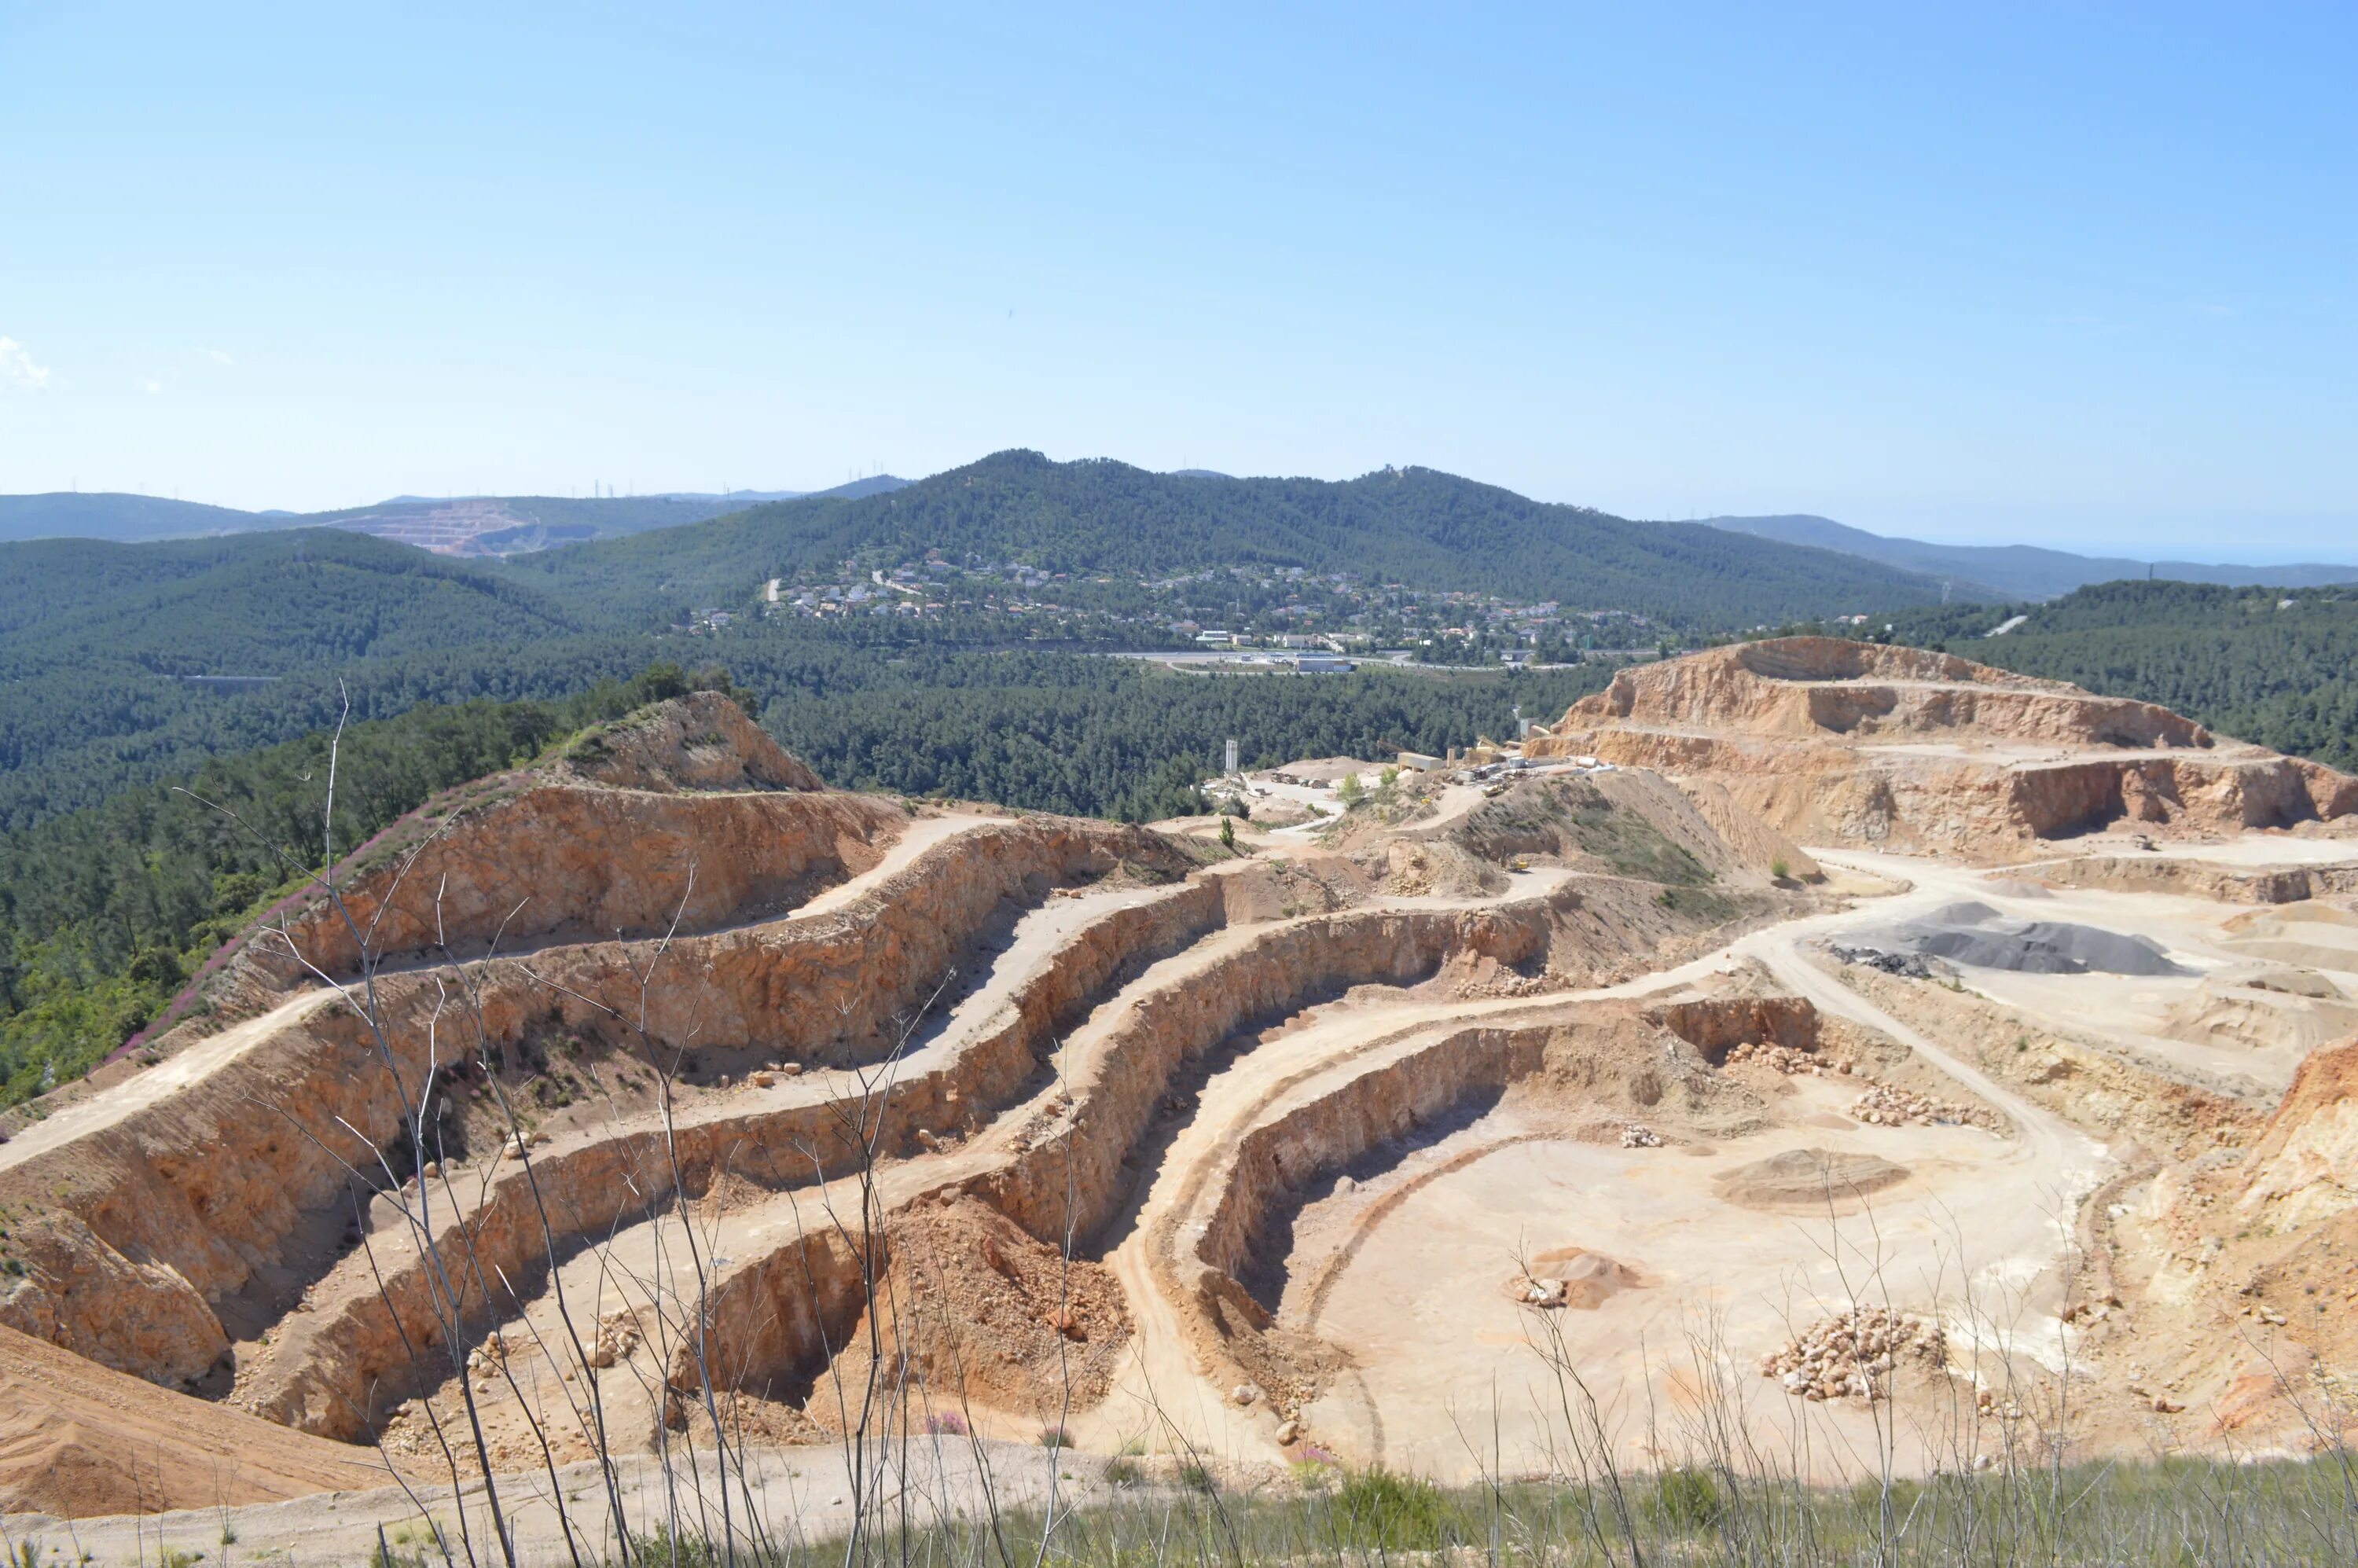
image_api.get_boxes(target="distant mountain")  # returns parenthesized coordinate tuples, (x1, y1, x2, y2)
(513, 450, 1957, 625)
(1701, 513, 2358, 600)
(810, 476, 911, 500)
(0, 476, 912, 551)
(0, 492, 262, 544)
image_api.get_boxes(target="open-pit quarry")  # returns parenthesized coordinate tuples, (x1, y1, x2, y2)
(7, 644, 2358, 1559)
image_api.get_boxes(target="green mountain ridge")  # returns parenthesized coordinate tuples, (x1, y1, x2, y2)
(511, 450, 1959, 623)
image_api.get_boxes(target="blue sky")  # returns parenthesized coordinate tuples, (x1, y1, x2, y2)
(2, 3, 2351, 556)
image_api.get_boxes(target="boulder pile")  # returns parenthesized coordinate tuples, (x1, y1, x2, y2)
(1725, 1039, 1853, 1077)
(1757, 1306, 1946, 1401)
(1853, 1082, 1996, 1131)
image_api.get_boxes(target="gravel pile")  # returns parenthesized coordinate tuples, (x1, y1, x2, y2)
(1758, 1306, 1946, 1402)
(1827, 944, 1938, 978)
(1620, 1122, 1663, 1148)
(1879, 902, 2187, 977)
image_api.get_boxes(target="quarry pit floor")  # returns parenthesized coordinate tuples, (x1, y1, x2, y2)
(1074, 836, 2358, 1481)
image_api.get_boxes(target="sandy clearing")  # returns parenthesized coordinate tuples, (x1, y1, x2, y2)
(1080, 986, 1587, 1463)
(1060, 842, 2124, 1482)
(1254, 850, 2112, 1482)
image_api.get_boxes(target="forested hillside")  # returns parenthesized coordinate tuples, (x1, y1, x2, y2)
(0, 531, 599, 827)
(0, 454, 1952, 828)
(1857, 582, 2358, 771)
(0, 667, 705, 1106)
(515, 450, 1952, 624)
(765, 656, 1606, 818)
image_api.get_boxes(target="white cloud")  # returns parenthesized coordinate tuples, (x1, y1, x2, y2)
(0, 337, 50, 391)
(205, 347, 236, 366)
(144, 376, 164, 394)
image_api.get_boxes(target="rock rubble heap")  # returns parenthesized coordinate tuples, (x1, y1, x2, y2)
(1725, 1038, 1852, 1076)
(1758, 1306, 1947, 1402)
(1853, 1082, 1996, 1131)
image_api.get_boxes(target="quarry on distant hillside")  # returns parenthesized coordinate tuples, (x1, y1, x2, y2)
(6, 644, 2358, 1561)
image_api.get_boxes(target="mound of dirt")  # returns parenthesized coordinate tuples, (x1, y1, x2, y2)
(1211, 853, 1372, 921)
(2248, 968, 2349, 1000)
(2163, 979, 2358, 1053)
(834, 1195, 1133, 1423)
(1519, 1247, 1642, 1309)
(0, 1322, 386, 1518)
(2218, 905, 2358, 973)
(1371, 838, 1506, 899)
(1881, 902, 2186, 976)
(559, 689, 822, 792)
(1449, 772, 1770, 887)
(1981, 879, 2055, 899)
(1714, 1148, 1911, 1210)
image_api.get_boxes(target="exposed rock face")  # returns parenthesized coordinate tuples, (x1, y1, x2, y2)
(1650, 995, 1820, 1062)
(1568, 639, 2202, 745)
(1527, 638, 2357, 857)
(0, 1209, 226, 1388)
(2015, 854, 2358, 905)
(1138, 997, 1772, 1411)
(970, 879, 1693, 1248)
(674, 881, 1782, 1441)
(0, 686, 1198, 1412)
(244, 872, 1221, 1438)
(0, 810, 1188, 1412)
(2241, 1037, 2358, 1230)
(232, 698, 903, 991)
